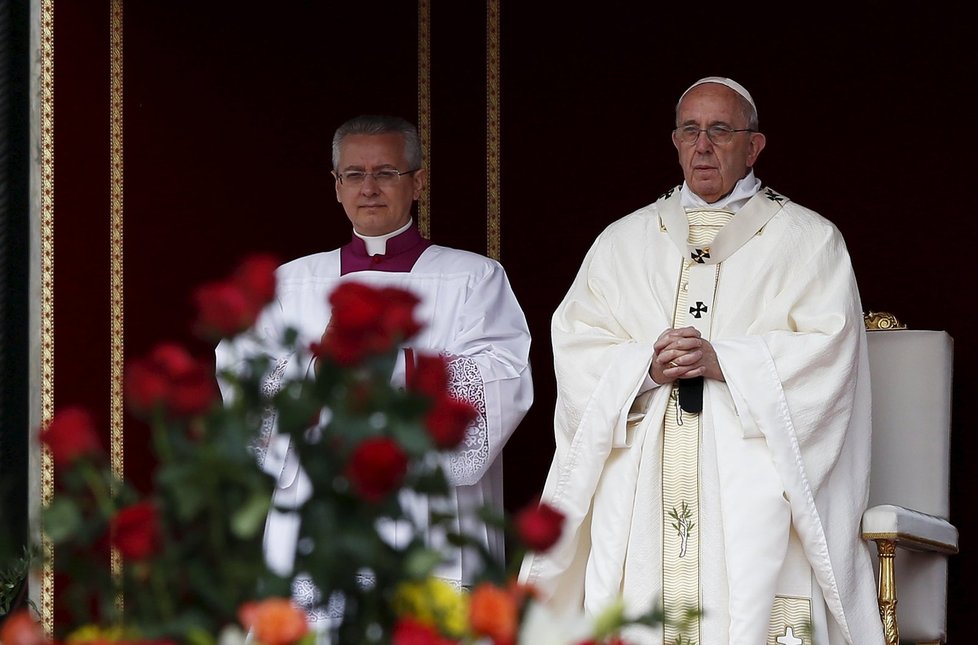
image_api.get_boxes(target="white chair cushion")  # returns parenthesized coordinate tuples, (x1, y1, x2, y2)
(861, 503, 958, 553)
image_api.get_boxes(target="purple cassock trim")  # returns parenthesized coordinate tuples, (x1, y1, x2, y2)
(340, 225, 433, 275)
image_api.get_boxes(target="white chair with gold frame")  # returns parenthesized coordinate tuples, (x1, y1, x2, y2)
(861, 312, 958, 645)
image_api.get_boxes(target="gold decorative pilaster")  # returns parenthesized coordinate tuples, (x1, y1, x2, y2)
(486, 0, 500, 261)
(39, 0, 55, 636)
(416, 0, 431, 238)
(109, 0, 125, 599)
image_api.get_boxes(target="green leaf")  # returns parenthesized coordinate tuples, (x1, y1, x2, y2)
(230, 491, 271, 539)
(403, 547, 445, 578)
(42, 498, 84, 543)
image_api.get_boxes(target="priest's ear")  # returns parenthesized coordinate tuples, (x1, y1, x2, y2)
(411, 168, 427, 201)
(332, 170, 343, 203)
(746, 131, 767, 168)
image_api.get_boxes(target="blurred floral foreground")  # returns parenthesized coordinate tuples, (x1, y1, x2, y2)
(2, 254, 662, 645)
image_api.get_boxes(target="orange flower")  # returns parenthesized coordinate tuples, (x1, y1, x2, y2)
(469, 582, 518, 645)
(0, 608, 48, 645)
(238, 598, 309, 645)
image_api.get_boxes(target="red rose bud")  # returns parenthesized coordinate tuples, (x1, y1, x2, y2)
(345, 437, 408, 503)
(515, 501, 566, 553)
(0, 608, 47, 645)
(111, 501, 161, 560)
(125, 361, 170, 412)
(193, 281, 261, 340)
(126, 344, 217, 418)
(328, 282, 389, 331)
(233, 254, 279, 307)
(40, 407, 103, 466)
(377, 287, 423, 341)
(392, 618, 457, 645)
(166, 366, 218, 417)
(425, 396, 477, 449)
(323, 283, 424, 360)
(317, 327, 369, 366)
(409, 354, 450, 399)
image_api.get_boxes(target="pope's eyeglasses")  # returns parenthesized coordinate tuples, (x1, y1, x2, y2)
(336, 168, 420, 186)
(673, 125, 756, 145)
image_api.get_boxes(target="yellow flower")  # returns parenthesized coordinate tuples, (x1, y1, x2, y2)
(65, 625, 131, 644)
(392, 577, 469, 638)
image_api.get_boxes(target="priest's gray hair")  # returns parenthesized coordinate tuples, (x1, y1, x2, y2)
(332, 114, 423, 170)
(676, 76, 759, 130)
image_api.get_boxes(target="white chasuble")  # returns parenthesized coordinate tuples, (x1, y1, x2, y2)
(521, 186, 884, 645)
(216, 244, 534, 626)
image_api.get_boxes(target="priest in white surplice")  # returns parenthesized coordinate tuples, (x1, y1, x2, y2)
(520, 78, 884, 645)
(216, 115, 533, 628)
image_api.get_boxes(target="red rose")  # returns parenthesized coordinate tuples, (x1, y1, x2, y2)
(345, 437, 408, 502)
(0, 608, 47, 645)
(233, 253, 279, 306)
(39, 407, 102, 466)
(377, 287, 423, 341)
(329, 282, 388, 331)
(111, 501, 161, 560)
(125, 344, 217, 418)
(166, 365, 218, 416)
(392, 618, 457, 645)
(148, 342, 199, 376)
(124, 361, 170, 412)
(193, 281, 261, 341)
(515, 501, 565, 553)
(320, 283, 423, 363)
(316, 327, 368, 366)
(410, 354, 449, 399)
(425, 397, 477, 449)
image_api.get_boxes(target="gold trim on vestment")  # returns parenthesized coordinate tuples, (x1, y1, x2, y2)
(768, 595, 813, 644)
(661, 212, 730, 643)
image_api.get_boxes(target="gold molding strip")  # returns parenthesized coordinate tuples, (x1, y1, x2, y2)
(862, 531, 959, 555)
(486, 0, 500, 261)
(417, 0, 431, 238)
(39, 0, 55, 636)
(864, 310, 906, 331)
(109, 0, 125, 594)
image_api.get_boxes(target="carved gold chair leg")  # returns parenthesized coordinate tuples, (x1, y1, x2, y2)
(874, 538, 899, 645)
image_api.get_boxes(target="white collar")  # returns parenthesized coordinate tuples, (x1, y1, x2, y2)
(354, 218, 413, 256)
(680, 171, 761, 213)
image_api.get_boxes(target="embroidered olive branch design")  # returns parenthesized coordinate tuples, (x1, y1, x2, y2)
(669, 500, 695, 558)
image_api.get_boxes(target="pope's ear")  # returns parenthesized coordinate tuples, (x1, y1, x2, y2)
(746, 132, 766, 167)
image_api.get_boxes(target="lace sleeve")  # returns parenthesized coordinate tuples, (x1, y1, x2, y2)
(442, 355, 490, 486)
(252, 355, 290, 470)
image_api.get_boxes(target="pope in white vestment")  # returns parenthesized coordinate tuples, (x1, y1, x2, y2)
(520, 79, 885, 645)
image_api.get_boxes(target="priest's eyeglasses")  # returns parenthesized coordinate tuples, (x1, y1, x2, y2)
(673, 125, 756, 145)
(336, 168, 421, 186)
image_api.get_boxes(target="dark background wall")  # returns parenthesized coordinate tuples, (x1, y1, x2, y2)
(39, 1, 973, 640)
